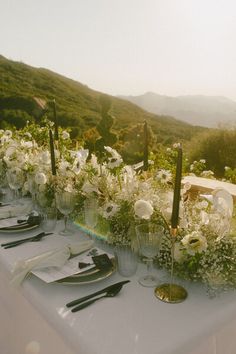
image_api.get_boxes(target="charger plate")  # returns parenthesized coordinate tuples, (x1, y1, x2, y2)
(0, 223, 39, 233)
(57, 258, 116, 285)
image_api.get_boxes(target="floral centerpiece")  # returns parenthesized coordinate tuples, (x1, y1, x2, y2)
(1, 123, 236, 291)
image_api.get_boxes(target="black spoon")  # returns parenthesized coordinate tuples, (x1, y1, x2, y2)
(66, 280, 130, 308)
(71, 285, 123, 312)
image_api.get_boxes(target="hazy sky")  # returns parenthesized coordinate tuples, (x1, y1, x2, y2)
(1, 0, 236, 100)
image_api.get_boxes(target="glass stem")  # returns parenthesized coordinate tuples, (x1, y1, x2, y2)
(15, 189, 19, 201)
(146, 258, 153, 275)
(64, 215, 68, 232)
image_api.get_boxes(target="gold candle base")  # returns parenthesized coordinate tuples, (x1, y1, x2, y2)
(155, 283, 187, 303)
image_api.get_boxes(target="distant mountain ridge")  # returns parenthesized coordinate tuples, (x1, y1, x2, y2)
(0, 55, 205, 147)
(120, 92, 236, 128)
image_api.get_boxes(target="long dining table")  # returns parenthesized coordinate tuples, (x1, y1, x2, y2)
(0, 220, 236, 354)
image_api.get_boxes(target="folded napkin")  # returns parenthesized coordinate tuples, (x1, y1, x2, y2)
(0, 199, 32, 220)
(10, 239, 94, 286)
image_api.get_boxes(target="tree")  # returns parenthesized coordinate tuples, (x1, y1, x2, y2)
(95, 95, 117, 158)
(188, 129, 236, 177)
(119, 123, 155, 165)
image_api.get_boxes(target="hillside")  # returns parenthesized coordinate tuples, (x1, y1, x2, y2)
(0, 55, 207, 147)
(120, 92, 236, 128)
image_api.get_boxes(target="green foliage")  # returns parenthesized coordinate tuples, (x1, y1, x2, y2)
(224, 167, 236, 184)
(188, 129, 236, 177)
(118, 122, 155, 165)
(0, 109, 34, 129)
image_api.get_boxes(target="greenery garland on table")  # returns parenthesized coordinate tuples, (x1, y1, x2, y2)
(0, 122, 236, 291)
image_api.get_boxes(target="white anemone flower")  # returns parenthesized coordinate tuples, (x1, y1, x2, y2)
(62, 131, 70, 140)
(58, 160, 71, 176)
(101, 201, 119, 219)
(82, 181, 99, 195)
(134, 199, 153, 220)
(104, 146, 123, 168)
(77, 149, 89, 162)
(20, 140, 33, 148)
(156, 169, 172, 184)
(4, 130, 12, 138)
(0, 135, 10, 144)
(181, 231, 208, 255)
(71, 149, 89, 174)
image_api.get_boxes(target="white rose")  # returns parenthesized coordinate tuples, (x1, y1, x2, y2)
(35, 172, 47, 185)
(134, 199, 153, 220)
(39, 151, 51, 165)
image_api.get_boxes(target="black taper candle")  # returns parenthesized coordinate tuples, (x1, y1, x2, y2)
(53, 99, 59, 141)
(171, 145, 182, 229)
(49, 129, 56, 175)
(143, 120, 148, 171)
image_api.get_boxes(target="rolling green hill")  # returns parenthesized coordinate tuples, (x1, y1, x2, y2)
(0, 54, 207, 150)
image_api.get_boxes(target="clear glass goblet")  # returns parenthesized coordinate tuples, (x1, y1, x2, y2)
(40, 207, 57, 232)
(56, 191, 76, 236)
(6, 167, 25, 205)
(135, 223, 164, 287)
(27, 174, 38, 211)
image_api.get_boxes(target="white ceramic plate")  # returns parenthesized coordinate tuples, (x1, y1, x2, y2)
(57, 259, 116, 285)
(0, 223, 39, 233)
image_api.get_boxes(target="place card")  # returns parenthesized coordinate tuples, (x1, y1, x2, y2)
(92, 254, 113, 270)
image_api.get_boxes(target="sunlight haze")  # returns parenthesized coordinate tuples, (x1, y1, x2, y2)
(1, 0, 236, 100)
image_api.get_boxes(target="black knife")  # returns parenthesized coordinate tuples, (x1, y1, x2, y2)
(1, 232, 53, 248)
(0, 203, 11, 207)
(66, 280, 130, 308)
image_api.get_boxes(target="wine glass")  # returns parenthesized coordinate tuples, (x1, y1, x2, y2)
(40, 207, 57, 232)
(6, 167, 25, 205)
(56, 191, 76, 235)
(135, 223, 164, 287)
(27, 174, 38, 211)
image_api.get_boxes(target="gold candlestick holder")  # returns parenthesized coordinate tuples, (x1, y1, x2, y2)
(154, 227, 188, 303)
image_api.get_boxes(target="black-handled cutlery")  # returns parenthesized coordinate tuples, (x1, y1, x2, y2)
(71, 285, 123, 312)
(66, 280, 130, 311)
(1, 232, 53, 249)
(0, 202, 11, 207)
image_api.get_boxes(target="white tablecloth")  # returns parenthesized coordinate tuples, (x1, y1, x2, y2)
(0, 223, 236, 354)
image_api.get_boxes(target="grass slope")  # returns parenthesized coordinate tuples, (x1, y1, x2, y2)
(0, 55, 207, 144)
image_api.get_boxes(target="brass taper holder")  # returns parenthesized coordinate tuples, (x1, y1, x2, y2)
(154, 227, 188, 303)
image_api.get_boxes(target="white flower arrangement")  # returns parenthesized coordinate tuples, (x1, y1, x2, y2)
(1, 124, 236, 290)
